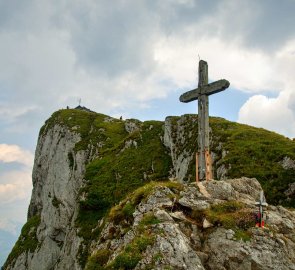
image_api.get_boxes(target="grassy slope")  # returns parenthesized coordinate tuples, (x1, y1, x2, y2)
(172, 115, 295, 206)
(212, 117, 295, 206)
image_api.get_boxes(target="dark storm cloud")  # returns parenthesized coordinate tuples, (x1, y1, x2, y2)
(47, 0, 223, 77)
(208, 0, 295, 52)
(51, 1, 161, 76)
(1, 0, 294, 80)
(43, 0, 295, 78)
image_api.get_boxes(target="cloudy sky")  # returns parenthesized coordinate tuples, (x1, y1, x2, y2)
(1, 0, 295, 258)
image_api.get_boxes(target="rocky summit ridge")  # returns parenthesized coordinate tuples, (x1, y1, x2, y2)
(3, 109, 295, 270)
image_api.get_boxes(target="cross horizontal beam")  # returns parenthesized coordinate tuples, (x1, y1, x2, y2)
(179, 79, 230, 103)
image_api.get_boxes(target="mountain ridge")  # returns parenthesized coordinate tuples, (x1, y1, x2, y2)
(3, 109, 295, 269)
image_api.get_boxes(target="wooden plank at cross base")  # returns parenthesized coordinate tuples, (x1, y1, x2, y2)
(205, 150, 212, 181)
(196, 152, 199, 182)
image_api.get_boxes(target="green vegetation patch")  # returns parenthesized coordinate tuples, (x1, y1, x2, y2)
(191, 201, 255, 241)
(4, 215, 41, 268)
(85, 249, 111, 270)
(234, 229, 252, 242)
(40, 109, 128, 153)
(76, 118, 172, 240)
(138, 212, 161, 230)
(205, 201, 255, 230)
(85, 233, 155, 270)
(108, 181, 182, 226)
(106, 233, 155, 270)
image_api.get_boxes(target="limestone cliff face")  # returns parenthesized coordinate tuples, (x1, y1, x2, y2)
(5, 124, 87, 270)
(164, 115, 196, 182)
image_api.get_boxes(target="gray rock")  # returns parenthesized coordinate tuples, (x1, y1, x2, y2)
(154, 209, 174, 222)
(124, 119, 141, 133)
(170, 211, 187, 221)
(285, 182, 295, 196)
(216, 164, 228, 180)
(203, 180, 236, 200)
(279, 156, 295, 170)
(164, 116, 194, 182)
(203, 218, 213, 228)
(6, 125, 86, 270)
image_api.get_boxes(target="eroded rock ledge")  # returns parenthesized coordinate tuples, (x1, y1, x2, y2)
(86, 178, 295, 270)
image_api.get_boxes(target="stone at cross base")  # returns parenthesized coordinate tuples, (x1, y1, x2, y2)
(179, 60, 230, 181)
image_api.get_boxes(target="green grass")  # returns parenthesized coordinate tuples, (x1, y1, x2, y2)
(210, 117, 295, 206)
(205, 201, 255, 230)
(191, 201, 255, 241)
(85, 249, 111, 270)
(234, 229, 252, 242)
(3, 216, 41, 268)
(105, 233, 155, 269)
(85, 232, 155, 270)
(108, 181, 182, 226)
(139, 212, 161, 228)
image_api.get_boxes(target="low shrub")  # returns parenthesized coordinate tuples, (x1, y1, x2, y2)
(85, 249, 111, 270)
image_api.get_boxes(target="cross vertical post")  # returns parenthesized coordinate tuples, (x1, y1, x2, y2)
(179, 60, 230, 181)
(198, 61, 209, 180)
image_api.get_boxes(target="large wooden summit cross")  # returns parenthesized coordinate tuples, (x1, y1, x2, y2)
(179, 60, 230, 181)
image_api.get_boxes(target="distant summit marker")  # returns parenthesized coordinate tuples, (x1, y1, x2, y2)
(179, 60, 230, 181)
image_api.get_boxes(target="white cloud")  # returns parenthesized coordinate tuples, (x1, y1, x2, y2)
(238, 92, 295, 138)
(237, 39, 295, 138)
(0, 144, 33, 224)
(0, 219, 22, 235)
(0, 144, 34, 167)
(0, 169, 32, 204)
(153, 36, 281, 93)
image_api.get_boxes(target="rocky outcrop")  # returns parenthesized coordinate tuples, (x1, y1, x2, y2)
(279, 156, 295, 170)
(5, 124, 87, 270)
(86, 178, 295, 270)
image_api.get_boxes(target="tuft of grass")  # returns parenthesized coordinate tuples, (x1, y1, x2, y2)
(191, 201, 255, 236)
(85, 249, 111, 270)
(234, 229, 252, 242)
(111, 252, 142, 270)
(105, 233, 155, 270)
(108, 202, 135, 225)
(205, 201, 255, 230)
(138, 212, 161, 233)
